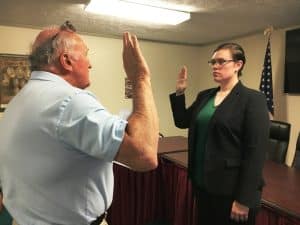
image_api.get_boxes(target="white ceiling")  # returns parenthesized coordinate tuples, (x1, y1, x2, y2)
(0, 0, 300, 45)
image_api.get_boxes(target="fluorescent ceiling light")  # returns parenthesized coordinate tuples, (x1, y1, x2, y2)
(125, 0, 198, 12)
(85, 0, 191, 25)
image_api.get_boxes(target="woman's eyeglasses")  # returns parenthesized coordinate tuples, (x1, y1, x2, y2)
(208, 58, 235, 67)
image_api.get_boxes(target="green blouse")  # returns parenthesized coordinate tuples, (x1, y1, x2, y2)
(191, 96, 216, 187)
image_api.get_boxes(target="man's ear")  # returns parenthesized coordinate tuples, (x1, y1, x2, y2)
(59, 53, 73, 71)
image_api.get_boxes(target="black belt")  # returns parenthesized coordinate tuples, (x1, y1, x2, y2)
(90, 211, 107, 225)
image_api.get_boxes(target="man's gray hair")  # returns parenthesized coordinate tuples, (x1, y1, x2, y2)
(29, 21, 77, 71)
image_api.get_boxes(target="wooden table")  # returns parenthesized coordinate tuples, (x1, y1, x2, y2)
(161, 151, 300, 221)
(161, 151, 188, 167)
(157, 136, 188, 154)
(261, 160, 300, 220)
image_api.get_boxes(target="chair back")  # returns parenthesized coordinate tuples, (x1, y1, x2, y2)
(267, 120, 291, 164)
(292, 132, 300, 168)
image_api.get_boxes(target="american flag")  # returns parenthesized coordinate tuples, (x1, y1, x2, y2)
(259, 38, 274, 115)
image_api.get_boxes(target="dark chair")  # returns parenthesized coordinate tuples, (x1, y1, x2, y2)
(292, 132, 300, 169)
(266, 120, 291, 164)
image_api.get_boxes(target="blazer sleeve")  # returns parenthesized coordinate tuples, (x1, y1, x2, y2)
(169, 92, 199, 129)
(235, 91, 270, 207)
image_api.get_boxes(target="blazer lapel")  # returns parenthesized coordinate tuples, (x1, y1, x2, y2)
(213, 81, 243, 114)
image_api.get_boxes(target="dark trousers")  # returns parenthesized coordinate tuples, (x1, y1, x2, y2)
(195, 188, 257, 225)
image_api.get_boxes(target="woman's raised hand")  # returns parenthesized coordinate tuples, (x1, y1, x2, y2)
(176, 66, 188, 95)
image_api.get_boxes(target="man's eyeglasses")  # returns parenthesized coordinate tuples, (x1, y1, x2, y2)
(59, 20, 76, 32)
(50, 21, 76, 53)
(51, 21, 76, 43)
(208, 59, 235, 67)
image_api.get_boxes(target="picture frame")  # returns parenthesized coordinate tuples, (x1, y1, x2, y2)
(0, 54, 30, 112)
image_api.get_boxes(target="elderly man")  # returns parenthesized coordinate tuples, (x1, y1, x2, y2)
(0, 21, 159, 225)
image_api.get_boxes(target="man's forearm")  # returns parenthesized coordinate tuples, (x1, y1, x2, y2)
(118, 32, 159, 170)
(129, 77, 159, 148)
(120, 75, 159, 171)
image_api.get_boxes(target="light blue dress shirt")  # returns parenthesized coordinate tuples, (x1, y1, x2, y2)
(0, 71, 127, 225)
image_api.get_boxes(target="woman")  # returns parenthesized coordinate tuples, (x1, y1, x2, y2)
(169, 43, 270, 225)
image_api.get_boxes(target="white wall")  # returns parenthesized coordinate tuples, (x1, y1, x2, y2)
(0, 24, 299, 166)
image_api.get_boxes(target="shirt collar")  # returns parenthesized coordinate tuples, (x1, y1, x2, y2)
(30, 71, 71, 87)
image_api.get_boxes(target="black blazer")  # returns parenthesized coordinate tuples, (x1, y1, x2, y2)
(169, 81, 270, 208)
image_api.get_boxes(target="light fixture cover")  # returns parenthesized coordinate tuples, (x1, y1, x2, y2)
(85, 0, 191, 25)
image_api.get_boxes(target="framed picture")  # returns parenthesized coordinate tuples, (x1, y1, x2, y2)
(0, 54, 30, 112)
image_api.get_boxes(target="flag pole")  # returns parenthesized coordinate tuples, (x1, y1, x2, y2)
(264, 26, 274, 40)
(260, 26, 275, 119)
